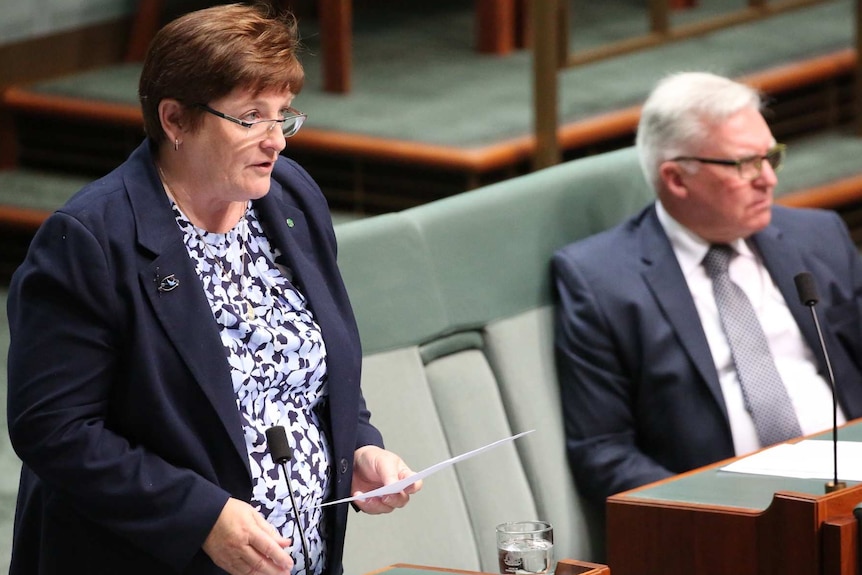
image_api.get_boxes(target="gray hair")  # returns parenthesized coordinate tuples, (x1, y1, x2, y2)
(635, 72, 763, 191)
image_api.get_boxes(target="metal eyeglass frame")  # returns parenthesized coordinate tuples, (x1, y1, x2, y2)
(196, 103, 307, 138)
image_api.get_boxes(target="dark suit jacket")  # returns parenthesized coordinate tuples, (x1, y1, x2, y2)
(553, 203, 862, 505)
(6, 141, 382, 574)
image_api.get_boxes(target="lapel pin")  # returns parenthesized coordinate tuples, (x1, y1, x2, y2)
(157, 274, 180, 293)
(286, 218, 295, 228)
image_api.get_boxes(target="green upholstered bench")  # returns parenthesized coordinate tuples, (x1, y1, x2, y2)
(0, 289, 17, 574)
(332, 135, 862, 572)
(333, 146, 655, 573)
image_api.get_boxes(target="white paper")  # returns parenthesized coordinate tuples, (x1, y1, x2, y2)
(315, 429, 535, 508)
(720, 439, 862, 481)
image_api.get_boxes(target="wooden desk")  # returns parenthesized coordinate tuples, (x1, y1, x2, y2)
(606, 423, 862, 575)
(364, 559, 610, 575)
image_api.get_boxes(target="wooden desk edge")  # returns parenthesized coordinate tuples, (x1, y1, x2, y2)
(364, 559, 610, 575)
(608, 419, 862, 511)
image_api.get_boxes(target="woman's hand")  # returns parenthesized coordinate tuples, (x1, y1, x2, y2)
(351, 445, 423, 514)
(202, 498, 294, 575)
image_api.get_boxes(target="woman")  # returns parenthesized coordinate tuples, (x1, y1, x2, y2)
(6, 4, 420, 575)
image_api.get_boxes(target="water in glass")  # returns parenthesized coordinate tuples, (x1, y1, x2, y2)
(497, 537, 554, 574)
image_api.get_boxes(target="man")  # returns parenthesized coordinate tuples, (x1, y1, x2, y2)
(553, 71, 862, 506)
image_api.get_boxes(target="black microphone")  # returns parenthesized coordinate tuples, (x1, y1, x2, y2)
(794, 272, 846, 493)
(265, 426, 313, 574)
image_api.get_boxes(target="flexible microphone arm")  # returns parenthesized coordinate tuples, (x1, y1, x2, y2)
(265, 426, 314, 574)
(794, 272, 846, 493)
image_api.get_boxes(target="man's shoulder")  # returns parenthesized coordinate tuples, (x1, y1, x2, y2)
(554, 203, 654, 263)
(767, 204, 844, 240)
(770, 204, 836, 224)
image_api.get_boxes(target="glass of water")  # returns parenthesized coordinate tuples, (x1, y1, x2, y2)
(496, 520, 555, 574)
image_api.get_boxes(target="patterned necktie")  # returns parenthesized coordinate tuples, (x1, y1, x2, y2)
(702, 244, 802, 447)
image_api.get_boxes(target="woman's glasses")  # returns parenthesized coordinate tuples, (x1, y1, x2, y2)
(196, 104, 307, 138)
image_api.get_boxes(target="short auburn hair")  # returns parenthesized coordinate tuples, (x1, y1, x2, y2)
(138, 3, 305, 144)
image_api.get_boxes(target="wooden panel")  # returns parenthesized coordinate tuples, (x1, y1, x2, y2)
(0, 19, 128, 90)
(320, 0, 529, 91)
(607, 457, 862, 575)
(758, 492, 823, 574)
(823, 516, 858, 575)
(607, 499, 760, 575)
(476, 0, 516, 54)
(319, 0, 352, 93)
(125, 0, 165, 61)
(0, 108, 17, 169)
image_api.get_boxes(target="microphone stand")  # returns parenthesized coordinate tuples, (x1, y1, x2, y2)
(807, 305, 845, 493)
(266, 426, 314, 574)
(794, 272, 846, 493)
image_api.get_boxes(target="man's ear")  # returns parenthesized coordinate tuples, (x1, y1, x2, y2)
(158, 99, 186, 145)
(660, 161, 689, 200)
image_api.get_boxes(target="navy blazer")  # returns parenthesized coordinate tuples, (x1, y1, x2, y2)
(6, 141, 383, 574)
(553, 203, 862, 504)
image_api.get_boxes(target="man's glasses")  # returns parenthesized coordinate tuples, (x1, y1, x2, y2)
(670, 143, 786, 181)
(196, 104, 307, 138)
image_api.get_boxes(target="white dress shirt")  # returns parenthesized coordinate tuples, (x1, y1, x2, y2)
(656, 202, 844, 455)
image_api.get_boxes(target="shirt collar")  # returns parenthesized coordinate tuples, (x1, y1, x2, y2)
(655, 201, 753, 277)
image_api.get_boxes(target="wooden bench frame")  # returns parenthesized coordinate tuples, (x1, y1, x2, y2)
(126, 0, 533, 94)
(531, 0, 849, 169)
(1, 47, 855, 174)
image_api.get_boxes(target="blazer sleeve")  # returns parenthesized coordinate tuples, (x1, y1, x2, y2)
(6, 212, 229, 571)
(552, 250, 674, 503)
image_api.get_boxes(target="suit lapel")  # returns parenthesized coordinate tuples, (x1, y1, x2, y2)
(751, 225, 824, 367)
(126, 148, 250, 474)
(255, 181, 351, 366)
(126, 151, 357, 481)
(255, 181, 360, 464)
(256, 190, 317, 301)
(638, 207, 729, 418)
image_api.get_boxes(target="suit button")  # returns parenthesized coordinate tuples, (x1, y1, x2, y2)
(340, 458, 349, 474)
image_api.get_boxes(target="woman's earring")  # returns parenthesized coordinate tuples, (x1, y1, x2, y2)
(174, 139, 180, 151)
